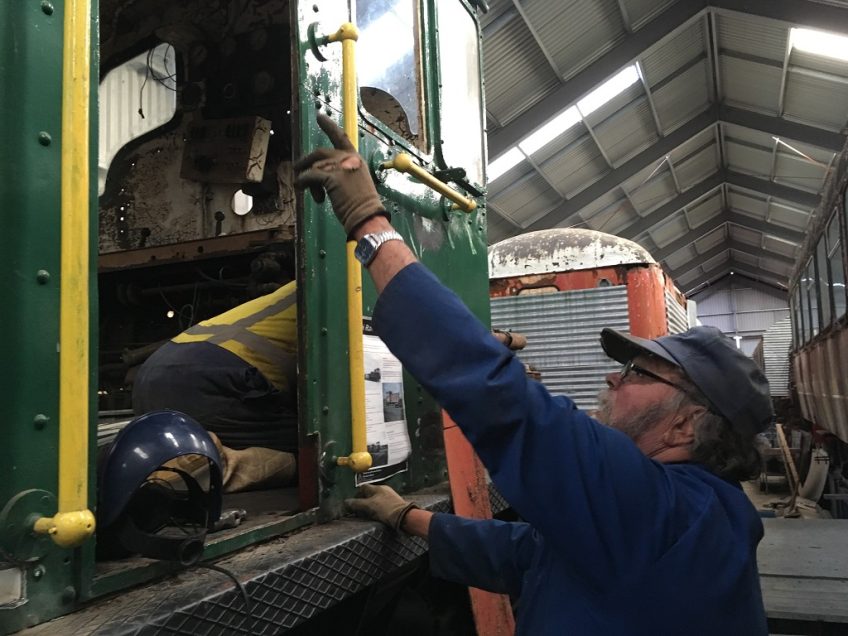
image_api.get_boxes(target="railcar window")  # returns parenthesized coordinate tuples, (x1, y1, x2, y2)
(805, 259, 819, 338)
(817, 238, 832, 327)
(827, 212, 847, 320)
(436, 0, 485, 187)
(356, 0, 426, 150)
(99, 43, 177, 195)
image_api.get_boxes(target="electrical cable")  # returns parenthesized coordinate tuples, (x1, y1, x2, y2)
(193, 562, 254, 623)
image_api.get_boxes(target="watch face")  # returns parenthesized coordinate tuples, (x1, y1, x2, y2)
(355, 236, 377, 265)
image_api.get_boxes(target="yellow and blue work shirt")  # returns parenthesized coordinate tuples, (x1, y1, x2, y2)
(172, 281, 297, 393)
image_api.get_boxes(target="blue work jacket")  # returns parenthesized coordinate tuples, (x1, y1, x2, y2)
(373, 263, 767, 636)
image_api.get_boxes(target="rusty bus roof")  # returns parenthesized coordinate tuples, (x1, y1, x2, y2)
(488, 228, 656, 279)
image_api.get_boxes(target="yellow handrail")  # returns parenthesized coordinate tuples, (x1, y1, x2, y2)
(33, 0, 96, 547)
(324, 23, 371, 473)
(382, 153, 477, 212)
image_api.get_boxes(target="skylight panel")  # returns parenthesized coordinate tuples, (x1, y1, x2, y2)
(790, 27, 848, 63)
(487, 147, 524, 182)
(577, 65, 640, 117)
(518, 106, 580, 156)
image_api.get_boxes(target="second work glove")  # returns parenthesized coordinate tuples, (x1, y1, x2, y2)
(345, 484, 418, 532)
(294, 114, 387, 237)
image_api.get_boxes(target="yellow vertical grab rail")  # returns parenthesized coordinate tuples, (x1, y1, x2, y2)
(32, 0, 96, 547)
(324, 23, 371, 473)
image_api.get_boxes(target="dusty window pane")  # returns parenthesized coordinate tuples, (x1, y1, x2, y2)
(99, 44, 177, 195)
(356, 0, 424, 148)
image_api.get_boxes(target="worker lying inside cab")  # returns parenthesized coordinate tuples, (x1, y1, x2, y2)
(130, 251, 299, 494)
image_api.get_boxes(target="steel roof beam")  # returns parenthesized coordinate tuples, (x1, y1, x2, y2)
(718, 104, 848, 152)
(619, 173, 724, 240)
(487, 1, 708, 158)
(667, 239, 795, 279)
(725, 171, 819, 208)
(526, 108, 718, 231)
(726, 214, 805, 244)
(651, 213, 728, 262)
(683, 260, 788, 295)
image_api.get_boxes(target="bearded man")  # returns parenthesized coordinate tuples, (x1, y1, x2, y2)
(297, 114, 773, 636)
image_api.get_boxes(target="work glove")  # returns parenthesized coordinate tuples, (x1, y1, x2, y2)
(294, 114, 387, 237)
(345, 484, 418, 532)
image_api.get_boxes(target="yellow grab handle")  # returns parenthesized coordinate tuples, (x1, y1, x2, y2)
(320, 23, 372, 473)
(33, 0, 96, 547)
(382, 154, 477, 212)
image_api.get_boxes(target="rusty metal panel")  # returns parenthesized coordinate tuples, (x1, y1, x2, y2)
(490, 286, 629, 410)
(793, 326, 848, 444)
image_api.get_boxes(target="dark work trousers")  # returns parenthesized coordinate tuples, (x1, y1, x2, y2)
(132, 341, 298, 452)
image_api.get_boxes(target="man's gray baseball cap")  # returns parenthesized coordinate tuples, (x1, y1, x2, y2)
(600, 326, 774, 436)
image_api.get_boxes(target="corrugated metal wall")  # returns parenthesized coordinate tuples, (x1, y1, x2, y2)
(761, 317, 792, 397)
(665, 289, 689, 334)
(99, 44, 177, 194)
(491, 286, 629, 410)
(692, 278, 789, 356)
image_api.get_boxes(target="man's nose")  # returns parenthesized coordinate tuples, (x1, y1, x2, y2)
(605, 371, 621, 389)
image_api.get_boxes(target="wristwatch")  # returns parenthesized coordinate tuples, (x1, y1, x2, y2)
(354, 230, 404, 266)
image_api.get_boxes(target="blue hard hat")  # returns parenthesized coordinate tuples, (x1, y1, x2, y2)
(98, 410, 223, 529)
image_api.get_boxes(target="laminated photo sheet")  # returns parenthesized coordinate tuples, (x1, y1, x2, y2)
(355, 318, 411, 486)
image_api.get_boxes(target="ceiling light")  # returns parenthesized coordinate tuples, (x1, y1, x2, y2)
(577, 65, 640, 117)
(790, 27, 848, 62)
(518, 106, 581, 156)
(487, 147, 524, 182)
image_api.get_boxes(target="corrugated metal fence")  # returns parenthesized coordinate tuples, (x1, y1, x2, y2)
(491, 286, 629, 410)
(761, 317, 792, 397)
(665, 289, 689, 334)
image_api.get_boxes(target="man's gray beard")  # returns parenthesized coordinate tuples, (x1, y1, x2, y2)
(595, 389, 670, 443)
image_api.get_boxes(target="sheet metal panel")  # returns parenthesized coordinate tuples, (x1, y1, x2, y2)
(490, 286, 629, 410)
(482, 16, 560, 126)
(674, 144, 720, 190)
(489, 172, 562, 227)
(523, 0, 624, 80)
(721, 56, 782, 115)
(540, 135, 609, 198)
(625, 0, 679, 31)
(593, 99, 657, 166)
(760, 317, 792, 397)
(784, 72, 848, 132)
(793, 326, 848, 443)
(640, 20, 705, 87)
(665, 289, 689, 334)
(716, 12, 786, 63)
(651, 61, 710, 133)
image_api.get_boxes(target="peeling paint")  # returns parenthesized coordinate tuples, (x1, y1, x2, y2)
(489, 228, 656, 280)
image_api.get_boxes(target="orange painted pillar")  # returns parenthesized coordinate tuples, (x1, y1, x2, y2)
(442, 411, 516, 636)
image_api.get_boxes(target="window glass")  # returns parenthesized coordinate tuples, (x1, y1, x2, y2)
(437, 0, 485, 186)
(99, 43, 177, 195)
(805, 259, 819, 338)
(356, 0, 426, 149)
(827, 211, 847, 320)
(817, 237, 832, 327)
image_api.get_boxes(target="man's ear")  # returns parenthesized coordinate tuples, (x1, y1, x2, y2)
(664, 406, 703, 448)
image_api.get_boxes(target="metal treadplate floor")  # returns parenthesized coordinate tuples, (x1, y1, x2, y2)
(21, 492, 468, 635)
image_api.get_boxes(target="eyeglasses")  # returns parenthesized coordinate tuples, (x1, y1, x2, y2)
(619, 360, 689, 395)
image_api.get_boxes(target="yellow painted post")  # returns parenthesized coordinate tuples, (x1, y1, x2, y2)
(32, 0, 96, 547)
